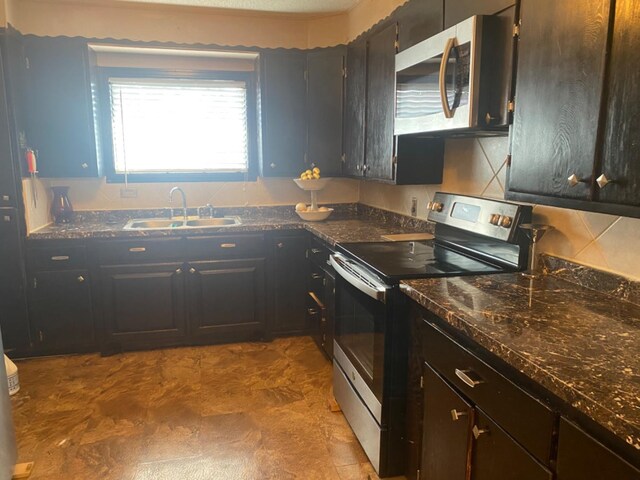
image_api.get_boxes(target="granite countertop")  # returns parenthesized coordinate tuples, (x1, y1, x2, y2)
(28, 205, 432, 247)
(401, 273, 640, 451)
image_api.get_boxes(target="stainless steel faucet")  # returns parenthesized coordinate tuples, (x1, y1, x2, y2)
(169, 187, 188, 222)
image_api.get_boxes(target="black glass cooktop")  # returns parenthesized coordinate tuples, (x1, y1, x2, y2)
(337, 240, 509, 282)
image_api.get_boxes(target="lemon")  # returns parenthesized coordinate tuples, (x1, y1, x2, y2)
(313, 173, 320, 179)
(313, 167, 320, 175)
(300, 173, 306, 180)
(295, 203, 307, 212)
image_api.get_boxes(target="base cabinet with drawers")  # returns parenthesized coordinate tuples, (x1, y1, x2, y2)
(306, 236, 336, 358)
(407, 301, 640, 480)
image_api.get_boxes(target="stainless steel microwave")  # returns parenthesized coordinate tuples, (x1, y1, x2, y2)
(395, 14, 513, 135)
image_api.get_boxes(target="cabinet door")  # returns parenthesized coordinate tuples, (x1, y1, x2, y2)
(0, 208, 29, 353)
(598, 0, 640, 207)
(307, 47, 345, 177)
(397, 0, 444, 51)
(187, 258, 266, 342)
(261, 51, 307, 177)
(270, 233, 308, 335)
(322, 271, 335, 358)
(23, 36, 98, 178)
(30, 270, 94, 352)
(421, 364, 473, 480)
(365, 22, 398, 181)
(99, 263, 186, 349)
(508, 0, 611, 200)
(444, 0, 514, 28)
(472, 410, 553, 480)
(343, 39, 367, 177)
(556, 418, 640, 480)
(0, 48, 18, 208)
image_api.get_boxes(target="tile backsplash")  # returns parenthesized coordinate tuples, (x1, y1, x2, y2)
(360, 137, 640, 282)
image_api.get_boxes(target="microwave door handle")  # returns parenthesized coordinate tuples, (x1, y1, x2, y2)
(439, 37, 456, 119)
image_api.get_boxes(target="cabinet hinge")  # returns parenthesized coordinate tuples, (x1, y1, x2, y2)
(341, 153, 346, 163)
(417, 469, 421, 479)
(342, 66, 347, 78)
(24, 56, 30, 69)
(420, 375, 424, 389)
(38, 330, 43, 342)
(506, 154, 512, 167)
(32, 277, 37, 289)
(513, 23, 520, 38)
(304, 69, 308, 81)
(508, 100, 515, 113)
(305, 249, 309, 259)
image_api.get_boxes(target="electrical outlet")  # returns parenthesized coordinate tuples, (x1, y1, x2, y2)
(120, 188, 138, 198)
(411, 197, 418, 217)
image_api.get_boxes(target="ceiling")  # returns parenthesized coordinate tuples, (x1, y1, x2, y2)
(113, 0, 362, 14)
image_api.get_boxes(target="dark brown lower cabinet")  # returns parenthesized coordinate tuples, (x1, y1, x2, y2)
(30, 269, 94, 353)
(556, 418, 640, 480)
(421, 364, 473, 480)
(472, 410, 553, 480)
(187, 258, 266, 343)
(99, 263, 187, 350)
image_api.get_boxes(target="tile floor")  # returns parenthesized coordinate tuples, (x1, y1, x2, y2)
(10, 337, 392, 480)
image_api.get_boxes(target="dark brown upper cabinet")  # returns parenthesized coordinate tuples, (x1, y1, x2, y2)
(22, 36, 100, 178)
(396, 0, 445, 51)
(260, 50, 308, 178)
(306, 47, 346, 177)
(598, 0, 640, 208)
(0, 46, 19, 208)
(444, 0, 515, 28)
(507, 0, 640, 218)
(343, 38, 367, 177)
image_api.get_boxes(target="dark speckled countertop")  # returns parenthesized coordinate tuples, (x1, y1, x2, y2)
(401, 273, 640, 451)
(27, 204, 433, 247)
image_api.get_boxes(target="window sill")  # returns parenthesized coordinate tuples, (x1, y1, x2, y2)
(106, 172, 257, 183)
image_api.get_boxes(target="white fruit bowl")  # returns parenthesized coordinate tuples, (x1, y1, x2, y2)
(293, 178, 330, 191)
(296, 208, 334, 222)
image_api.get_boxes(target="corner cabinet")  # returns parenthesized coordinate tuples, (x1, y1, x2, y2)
(507, 0, 640, 217)
(22, 35, 100, 178)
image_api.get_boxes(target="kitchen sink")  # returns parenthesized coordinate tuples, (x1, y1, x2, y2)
(185, 217, 241, 227)
(123, 216, 241, 230)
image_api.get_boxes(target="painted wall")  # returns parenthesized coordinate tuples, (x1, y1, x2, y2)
(360, 137, 640, 281)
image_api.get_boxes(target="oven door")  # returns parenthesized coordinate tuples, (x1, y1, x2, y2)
(395, 15, 480, 135)
(330, 254, 392, 423)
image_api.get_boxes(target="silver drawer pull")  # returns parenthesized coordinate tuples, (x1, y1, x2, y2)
(220, 243, 236, 248)
(451, 409, 468, 421)
(51, 255, 70, 261)
(311, 273, 323, 280)
(77, 276, 85, 283)
(311, 248, 322, 254)
(308, 308, 318, 315)
(129, 247, 146, 253)
(472, 425, 490, 439)
(455, 369, 484, 388)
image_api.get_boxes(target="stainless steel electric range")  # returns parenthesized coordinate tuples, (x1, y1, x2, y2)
(329, 193, 533, 477)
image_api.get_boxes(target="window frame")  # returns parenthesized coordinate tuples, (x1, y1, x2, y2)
(96, 66, 259, 183)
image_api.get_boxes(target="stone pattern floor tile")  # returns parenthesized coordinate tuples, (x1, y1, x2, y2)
(10, 337, 396, 480)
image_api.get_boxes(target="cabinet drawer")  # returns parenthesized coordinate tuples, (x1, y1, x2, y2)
(186, 234, 265, 260)
(423, 319, 556, 465)
(95, 238, 184, 265)
(309, 265, 325, 298)
(308, 237, 330, 268)
(29, 245, 87, 270)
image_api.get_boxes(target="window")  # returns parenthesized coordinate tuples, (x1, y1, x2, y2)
(94, 54, 258, 182)
(109, 77, 250, 175)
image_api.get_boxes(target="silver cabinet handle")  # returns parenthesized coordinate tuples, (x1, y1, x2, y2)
(277, 242, 284, 249)
(175, 268, 183, 275)
(596, 174, 615, 189)
(81, 163, 88, 169)
(308, 308, 318, 315)
(270, 163, 276, 169)
(77, 275, 85, 283)
(220, 243, 236, 249)
(51, 255, 70, 261)
(568, 174, 588, 187)
(451, 409, 468, 421)
(472, 425, 490, 439)
(1, 194, 10, 202)
(189, 268, 196, 274)
(129, 247, 146, 253)
(311, 248, 322, 254)
(2, 215, 10, 222)
(311, 273, 323, 280)
(455, 369, 484, 388)
(439, 36, 456, 119)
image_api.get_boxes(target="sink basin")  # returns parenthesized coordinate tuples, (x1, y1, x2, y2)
(123, 216, 241, 230)
(124, 219, 185, 230)
(185, 217, 241, 227)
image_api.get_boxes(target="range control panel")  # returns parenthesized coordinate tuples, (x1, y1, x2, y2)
(427, 192, 532, 243)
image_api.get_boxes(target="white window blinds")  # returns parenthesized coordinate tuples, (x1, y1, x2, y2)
(109, 77, 249, 174)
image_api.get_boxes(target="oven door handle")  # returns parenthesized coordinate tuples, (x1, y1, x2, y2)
(330, 254, 389, 303)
